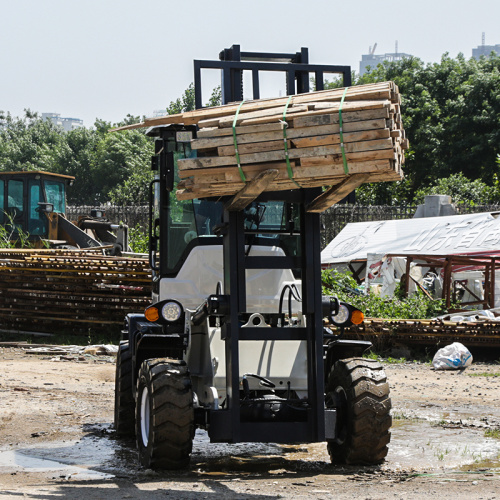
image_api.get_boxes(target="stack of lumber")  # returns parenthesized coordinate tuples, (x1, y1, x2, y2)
(0, 248, 151, 336)
(170, 81, 407, 206)
(344, 318, 500, 348)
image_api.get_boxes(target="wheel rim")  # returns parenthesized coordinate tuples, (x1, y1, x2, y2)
(140, 386, 150, 447)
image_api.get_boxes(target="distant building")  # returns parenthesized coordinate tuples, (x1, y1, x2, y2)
(472, 44, 500, 59)
(359, 52, 413, 76)
(42, 113, 83, 132)
(359, 43, 413, 76)
(472, 32, 500, 60)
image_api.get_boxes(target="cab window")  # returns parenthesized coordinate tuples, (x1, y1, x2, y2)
(7, 180, 23, 212)
(0, 180, 4, 224)
(28, 181, 47, 236)
(44, 181, 65, 213)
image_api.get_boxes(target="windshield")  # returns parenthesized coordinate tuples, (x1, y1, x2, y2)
(162, 145, 300, 275)
(44, 180, 65, 213)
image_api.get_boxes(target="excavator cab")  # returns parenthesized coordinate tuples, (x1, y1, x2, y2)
(0, 170, 129, 253)
(0, 170, 73, 242)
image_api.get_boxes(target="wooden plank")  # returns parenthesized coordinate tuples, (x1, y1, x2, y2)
(197, 121, 284, 138)
(299, 148, 397, 166)
(192, 117, 390, 150)
(225, 169, 279, 211)
(292, 107, 390, 128)
(291, 128, 390, 148)
(306, 174, 372, 213)
(217, 139, 290, 157)
(178, 138, 395, 170)
(176, 169, 402, 201)
(188, 159, 394, 186)
(217, 129, 394, 158)
(196, 107, 391, 138)
(217, 100, 391, 129)
(111, 82, 398, 132)
(178, 161, 295, 179)
(178, 85, 395, 127)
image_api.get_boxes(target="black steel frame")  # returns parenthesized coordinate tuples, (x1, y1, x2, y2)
(194, 44, 351, 108)
(197, 46, 349, 443)
(208, 188, 326, 443)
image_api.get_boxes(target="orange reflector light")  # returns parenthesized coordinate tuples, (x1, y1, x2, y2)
(145, 306, 159, 322)
(351, 310, 364, 325)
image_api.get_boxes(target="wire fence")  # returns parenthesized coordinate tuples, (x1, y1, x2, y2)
(67, 203, 500, 250)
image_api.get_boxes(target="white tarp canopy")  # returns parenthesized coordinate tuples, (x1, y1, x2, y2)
(321, 211, 500, 265)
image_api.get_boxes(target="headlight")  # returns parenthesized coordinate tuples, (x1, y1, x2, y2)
(144, 299, 184, 324)
(331, 304, 350, 325)
(328, 300, 365, 327)
(161, 301, 182, 322)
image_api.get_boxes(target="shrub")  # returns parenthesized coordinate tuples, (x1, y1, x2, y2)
(322, 268, 449, 319)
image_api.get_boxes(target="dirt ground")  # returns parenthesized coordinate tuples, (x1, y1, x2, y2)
(1, 345, 500, 499)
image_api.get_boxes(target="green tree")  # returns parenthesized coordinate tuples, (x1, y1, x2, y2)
(166, 83, 196, 115)
(92, 129, 153, 203)
(355, 53, 500, 203)
(0, 110, 64, 172)
(413, 172, 494, 205)
(166, 83, 221, 115)
(54, 125, 101, 204)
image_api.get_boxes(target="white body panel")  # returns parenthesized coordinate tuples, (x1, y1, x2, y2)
(158, 244, 300, 312)
(209, 328, 308, 394)
(160, 244, 307, 398)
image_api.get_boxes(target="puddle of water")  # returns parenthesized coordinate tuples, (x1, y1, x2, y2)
(192, 421, 500, 475)
(2, 420, 499, 478)
(387, 420, 500, 472)
(395, 403, 500, 427)
(0, 424, 135, 479)
(0, 449, 113, 480)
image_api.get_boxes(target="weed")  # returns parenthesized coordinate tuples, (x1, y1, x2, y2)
(128, 223, 148, 254)
(468, 372, 500, 377)
(484, 428, 500, 439)
(392, 412, 406, 420)
(0, 211, 37, 248)
(432, 419, 448, 427)
(386, 356, 406, 364)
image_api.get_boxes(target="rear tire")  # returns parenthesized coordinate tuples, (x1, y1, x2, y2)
(325, 358, 392, 465)
(114, 341, 135, 436)
(136, 358, 194, 469)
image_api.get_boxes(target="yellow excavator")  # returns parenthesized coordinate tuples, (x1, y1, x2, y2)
(0, 170, 129, 254)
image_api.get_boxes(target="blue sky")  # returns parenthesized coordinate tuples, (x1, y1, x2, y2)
(1, 0, 499, 127)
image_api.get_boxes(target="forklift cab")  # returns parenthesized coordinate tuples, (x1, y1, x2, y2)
(0, 171, 74, 240)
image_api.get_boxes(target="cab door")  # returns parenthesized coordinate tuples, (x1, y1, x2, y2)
(28, 179, 48, 236)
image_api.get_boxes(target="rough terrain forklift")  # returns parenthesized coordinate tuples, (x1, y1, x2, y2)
(114, 46, 392, 469)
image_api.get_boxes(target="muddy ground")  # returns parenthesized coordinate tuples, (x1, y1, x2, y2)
(0, 345, 500, 499)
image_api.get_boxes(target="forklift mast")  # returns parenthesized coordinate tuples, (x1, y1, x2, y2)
(190, 46, 351, 443)
(194, 44, 351, 107)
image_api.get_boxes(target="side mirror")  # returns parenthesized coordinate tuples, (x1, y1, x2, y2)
(37, 202, 54, 214)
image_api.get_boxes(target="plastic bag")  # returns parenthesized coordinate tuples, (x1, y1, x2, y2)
(432, 342, 473, 370)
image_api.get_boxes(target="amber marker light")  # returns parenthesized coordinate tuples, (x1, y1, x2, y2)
(145, 306, 159, 322)
(351, 310, 364, 325)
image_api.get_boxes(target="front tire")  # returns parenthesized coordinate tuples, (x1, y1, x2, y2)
(114, 341, 135, 436)
(136, 358, 195, 469)
(325, 358, 392, 465)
